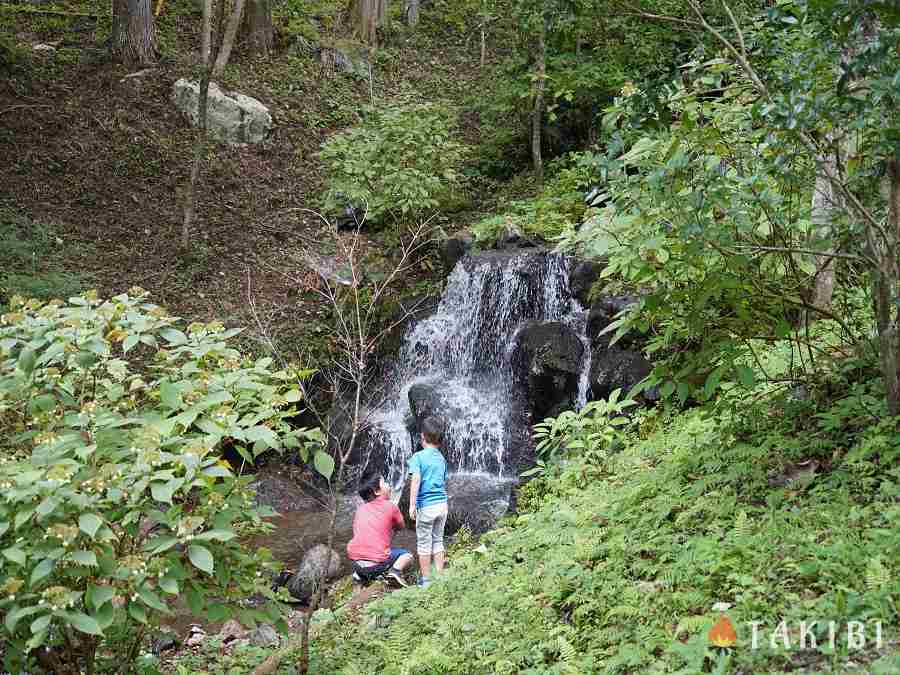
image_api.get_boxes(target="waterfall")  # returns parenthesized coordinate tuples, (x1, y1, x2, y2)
(365, 250, 591, 492)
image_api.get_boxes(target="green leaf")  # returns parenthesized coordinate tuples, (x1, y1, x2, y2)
(3, 547, 27, 566)
(151, 481, 175, 504)
(245, 425, 278, 449)
(160, 328, 188, 345)
(128, 602, 148, 624)
(0, 521, 9, 538)
(86, 584, 115, 611)
(30, 614, 51, 635)
(5, 605, 42, 633)
(62, 612, 103, 636)
(284, 389, 303, 403)
(735, 365, 756, 388)
(18, 348, 37, 374)
(69, 550, 98, 567)
(159, 577, 179, 595)
(160, 381, 182, 410)
(78, 513, 102, 539)
(188, 545, 214, 574)
(194, 529, 236, 542)
(145, 535, 178, 555)
(35, 497, 58, 518)
(703, 366, 726, 400)
(29, 558, 54, 586)
(138, 586, 170, 613)
(95, 602, 115, 630)
(123, 334, 140, 353)
(314, 450, 335, 481)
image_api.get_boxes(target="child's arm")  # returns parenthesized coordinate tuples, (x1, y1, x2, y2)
(409, 472, 420, 521)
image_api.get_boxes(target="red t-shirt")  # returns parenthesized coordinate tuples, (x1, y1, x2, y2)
(346, 495, 404, 562)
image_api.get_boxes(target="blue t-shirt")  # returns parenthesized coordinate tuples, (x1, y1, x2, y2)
(407, 446, 448, 509)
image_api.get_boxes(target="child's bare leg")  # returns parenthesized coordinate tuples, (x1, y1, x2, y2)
(394, 552, 413, 572)
(433, 551, 445, 572)
(418, 552, 432, 578)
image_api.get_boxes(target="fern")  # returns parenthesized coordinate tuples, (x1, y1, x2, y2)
(865, 556, 890, 591)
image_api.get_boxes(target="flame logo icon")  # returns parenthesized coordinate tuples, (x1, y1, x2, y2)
(708, 614, 737, 647)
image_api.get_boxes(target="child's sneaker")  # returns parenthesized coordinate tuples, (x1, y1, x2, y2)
(385, 569, 408, 588)
(417, 576, 431, 588)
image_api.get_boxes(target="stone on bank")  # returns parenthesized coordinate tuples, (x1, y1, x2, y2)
(172, 78, 273, 145)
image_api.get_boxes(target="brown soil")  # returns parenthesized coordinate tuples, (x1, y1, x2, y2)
(0, 6, 492, 347)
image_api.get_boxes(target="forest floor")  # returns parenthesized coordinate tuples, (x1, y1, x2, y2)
(0, 0, 500, 353)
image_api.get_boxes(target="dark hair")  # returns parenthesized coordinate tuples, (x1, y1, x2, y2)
(358, 473, 383, 502)
(421, 416, 443, 446)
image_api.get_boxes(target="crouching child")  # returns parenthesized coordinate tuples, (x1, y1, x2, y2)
(347, 473, 412, 589)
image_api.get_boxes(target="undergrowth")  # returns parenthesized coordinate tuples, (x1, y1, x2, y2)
(298, 337, 900, 674)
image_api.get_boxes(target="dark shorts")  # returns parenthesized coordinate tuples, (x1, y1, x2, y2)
(351, 547, 410, 582)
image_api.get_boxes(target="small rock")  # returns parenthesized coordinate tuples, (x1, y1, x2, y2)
(185, 625, 206, 647)
(33, 43, 57, 52)
(439, 229, 475, 273)
(150, 630, 179, 656)
(218, 619, 246, 644)
(287, 544, 343, 602)
(249, 623, 279, 648)
(172, 78, 272, 145)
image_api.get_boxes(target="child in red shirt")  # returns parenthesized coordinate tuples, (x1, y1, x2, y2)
(347, 473, 412, 587)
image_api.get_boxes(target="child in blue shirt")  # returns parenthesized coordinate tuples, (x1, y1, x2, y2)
(407, 416, 448, 588)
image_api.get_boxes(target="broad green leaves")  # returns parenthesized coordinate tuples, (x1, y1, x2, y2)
(320, 103, 467, 223)
(0, 291, 297, 672)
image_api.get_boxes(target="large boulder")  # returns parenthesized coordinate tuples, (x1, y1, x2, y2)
(439, 230, 475, 273)
(512, 321, 584, 420)
(587, 295, 641, 349)
(395, 474, 516, 535)
(287, 544, 342, 603)
(568, 259, 605, 307)
(589, 346, 653, 403)
(172, 79, 272, 145)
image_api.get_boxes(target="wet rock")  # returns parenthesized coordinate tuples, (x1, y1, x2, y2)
(252, 465, 317, 512)
(589, 346, 652, 402)
(149, 630, 179, 656)
(172, 79, 272, 145)
(439, 230, 475, 273)
(249, 623, 279, 648)
(396, 473, 516, 534)
(185, 625, 206, 647)
(494, 224, 541, 250)
(318, 44, 369, 77)
(568, 260, 605, 306)
(587, 295, 641, 348)
(512, 321, 584, 420)
(287, 544, 342, 603)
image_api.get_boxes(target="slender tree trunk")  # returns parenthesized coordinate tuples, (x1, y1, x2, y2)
(201, 0, 211, 64)
(404, 0, 418, 26)
(809, 139, 840, 310)
(531, 14, 546, 183)
(243, 0, 273, 57)
(111, 0, 157, 65)
(213, 0, 247, 76)
(354, 0, 386, 45)
(480, 24, 486, 67)
(874, 159, 900, 416)
(182, 0, 225, 249)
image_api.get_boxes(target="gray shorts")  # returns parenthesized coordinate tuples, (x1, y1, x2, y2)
(415, 501, 448, 555)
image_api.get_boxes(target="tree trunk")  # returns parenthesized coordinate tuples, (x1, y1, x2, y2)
(200, 0, 211, 65)
(873, 159, 900, 416)
(213, 0, 247, 76)
(809, 140, 840, 310)
(531, 14, 546, 183)
(111, 0, 157, 65)
(404, 0, 418, 26)
(243, 0, 273, 58)
(354, 0, 386, 45)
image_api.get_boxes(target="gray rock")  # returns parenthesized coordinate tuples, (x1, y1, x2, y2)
(172, 78, 272, 145)
(589, 346, 652, 403)
(587, 295, 641, 349)
(249, 623, 279, 648)
(568, 260, 605, 306)
(439, 230, 475, 273)
(318, 45, 370, 78)
(287, 544, 342, 603)
(512, 321, 584, 420)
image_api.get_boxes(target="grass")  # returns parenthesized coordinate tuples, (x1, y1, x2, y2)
(0, 207, 88, 311)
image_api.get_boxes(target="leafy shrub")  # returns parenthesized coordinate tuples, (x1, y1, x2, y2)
(319, 102, 468, 223)
(0, 291, 328, 673)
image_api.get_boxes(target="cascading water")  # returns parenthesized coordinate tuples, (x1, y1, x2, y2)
(365, 250, 593, 493)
